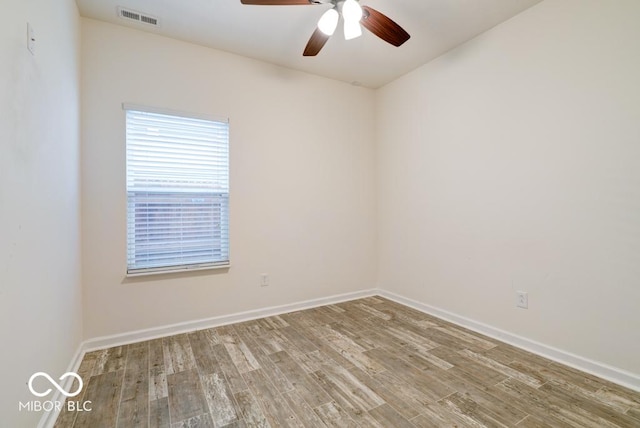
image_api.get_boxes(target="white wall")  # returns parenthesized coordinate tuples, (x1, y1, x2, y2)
(81, 19, 377, 338)
(377, 0, 640, 375)
(0, 0, 82, 425)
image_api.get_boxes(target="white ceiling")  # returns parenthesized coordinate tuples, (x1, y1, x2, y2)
(75, 0, 542, 88)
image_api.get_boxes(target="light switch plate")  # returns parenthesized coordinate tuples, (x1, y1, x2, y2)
(27, 23, 35, 55)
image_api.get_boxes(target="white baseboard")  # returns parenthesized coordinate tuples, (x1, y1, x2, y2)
(38, 343, 86, 428)
(83, 288, 377, 352)
(377, 289, 640, 392)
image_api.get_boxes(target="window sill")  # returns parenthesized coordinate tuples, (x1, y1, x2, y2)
(126, 263, 230, 278)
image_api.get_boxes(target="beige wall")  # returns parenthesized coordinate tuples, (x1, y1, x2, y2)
(376, 0, 640, 375)
(0, 0, 82, 424)
(81, 19, 377, 338)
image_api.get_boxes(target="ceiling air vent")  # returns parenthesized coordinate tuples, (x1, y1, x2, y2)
(117, 7, 159, 27)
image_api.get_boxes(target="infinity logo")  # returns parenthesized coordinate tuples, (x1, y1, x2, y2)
(28, 372, 83, 398)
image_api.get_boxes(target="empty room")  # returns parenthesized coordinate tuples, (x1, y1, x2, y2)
(2, 0, 639, 426)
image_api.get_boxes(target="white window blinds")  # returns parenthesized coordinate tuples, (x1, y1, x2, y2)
(125, 106, 229, 275)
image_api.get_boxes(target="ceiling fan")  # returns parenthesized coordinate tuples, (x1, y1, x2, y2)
(240, 0, 410, 56)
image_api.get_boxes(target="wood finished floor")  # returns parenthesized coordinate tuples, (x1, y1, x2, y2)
(54, 297, 640, 427)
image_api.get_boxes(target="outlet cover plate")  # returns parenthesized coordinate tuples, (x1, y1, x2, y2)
(516, 291, 528, 309)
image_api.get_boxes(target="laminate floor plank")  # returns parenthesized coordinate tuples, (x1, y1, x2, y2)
(73, 369, 124, 428)
(235, 329, 295, 394)
(626, 407, 640, 422)
(55, 297, 640, 428)
(492, 378, 583, 428)
(285, 345, 323, 374)
(482, 341, 553, 368)
(149, 339, 168, 401)
(353, 303, 393, 321)
(218, 328, 261, 374)
(309, 369, 386, 427)
(188, 330, 220, 375)
(261, 315, 289, 330)
(149, 397, 171, 428)
(281, 390, 329, 428)
(372, 369, 438, 416)
(379, 324, 440, 350)
(327, 322, 378, 351)
(430, 346, 509, 387)
(163, 334, 197, 375)
(167, 368, 208, 423)
(543, 361, 613, 392)
(201, 370, 241, 426)
(322, 331, 386, 376)
(546, 377, 634, 414)
(251, 331, 286, 355)
(311, 363, 385, 411)
(403, 343, 455, 370)
(377, 340, 446, 372)
(302, 337, 358, 371)
(235, 389, 270, 428)
(439, 392, 509, 428)
(313, 401, 358, 428)
(92, 346, 128, 376)
(223, 420, 248, 428)
(432, 366, 528, 426)
(170, 413, 213, 428)
(334, 309, 381, 332)
(365, 347, 455, 402)
(407, 325, 472, 351)
(209, 343, 249, 393)
(377, 306, 440, 330)
(411, 402, 482, 428)
(459, 348, 543, 388)
(515, 415, 558, 427)
(276, 326, 319, 354)
(287, 309, 334, 328)
(242, 369, 304, 428)
(368, 403, 416, 428)
(234, 319, 271, 338)
(596, 385, 640, 414)
(348, 365, 423, 420)
(539, 380, 640, 427)
(269, 351, 332, 408)
(117, 342, 149, 428)
(359, 296, 385, 305)
(432, 325, 498, 351)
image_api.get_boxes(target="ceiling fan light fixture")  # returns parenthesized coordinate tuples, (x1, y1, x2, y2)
(342, 0, 363, 22)
(343, 19, 362, 40)
(317, 8, 339, 36)
(239, 0, 410, 56)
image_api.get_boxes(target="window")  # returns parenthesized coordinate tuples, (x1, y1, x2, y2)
(125, 105, 229, 275)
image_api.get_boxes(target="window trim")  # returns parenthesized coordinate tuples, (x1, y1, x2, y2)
(123, 103, 228, 125)
(125, 262, 230, 278)
(123, 103, 230, 277)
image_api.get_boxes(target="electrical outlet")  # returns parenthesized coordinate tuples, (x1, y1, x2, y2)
(516, 291, 528, 309)
(260, 274, 269, 287)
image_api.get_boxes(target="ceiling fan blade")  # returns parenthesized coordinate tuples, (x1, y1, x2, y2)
(361, 6, 410, 47)
(240, 0, 316, 5)
(303, 28, 330, 56)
